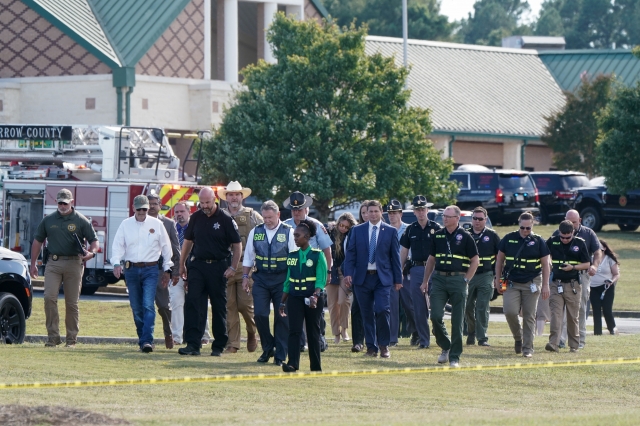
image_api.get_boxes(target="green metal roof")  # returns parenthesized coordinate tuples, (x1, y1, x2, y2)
(539, 49, 640, 92)
(21, 0, 190, 69)
(22, 0, 121, 68)
(308, 0, 329, 19)
(366, 37, 566, 138)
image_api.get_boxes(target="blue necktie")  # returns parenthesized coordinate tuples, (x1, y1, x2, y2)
(369, 225, 377, 264)
(178, 227, 184, 249)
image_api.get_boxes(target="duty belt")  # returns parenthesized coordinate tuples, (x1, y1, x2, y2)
(190, 256, 226, 264)
(49, 254, 77, 261)
(435, 271, 464, 276)
(411, 260, 427, 267)
(555, 278, 579, 284)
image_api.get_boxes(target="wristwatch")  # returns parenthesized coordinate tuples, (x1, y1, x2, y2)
(463, 277, 470, 284)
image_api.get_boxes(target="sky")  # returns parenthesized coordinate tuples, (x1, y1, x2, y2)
(439, 0, 544, 23)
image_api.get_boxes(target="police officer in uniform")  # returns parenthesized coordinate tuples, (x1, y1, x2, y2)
(242, 200, 296, 366)
(147, 194, 181, 350)
(465, 206, 500, 347)
(279, 219, 328, 372)
(31, 188, 99, 348)
(177, 187, 242, 356)
(219, 181, 263, 354)
(494, 211, 550, 358)
(545, 220, 590, 353)
(400, 195, 442, 349)
(421, 205, 478, 367)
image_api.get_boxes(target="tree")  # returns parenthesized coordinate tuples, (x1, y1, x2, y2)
(457, 0, 532, 46)
(323, 0, 453, 41)
(596, 80, 640, 194)
(200, 14, 458, 220)
(541, 74, 615, 177)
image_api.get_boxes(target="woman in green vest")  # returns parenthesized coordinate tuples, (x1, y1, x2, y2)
(279, 219, 327, 372)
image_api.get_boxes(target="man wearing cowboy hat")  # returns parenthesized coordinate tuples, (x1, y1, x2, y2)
(283, 191, 333, 352)
(219, 181, 263, 354)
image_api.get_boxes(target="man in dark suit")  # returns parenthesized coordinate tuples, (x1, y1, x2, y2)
(344, 200, 402, 358)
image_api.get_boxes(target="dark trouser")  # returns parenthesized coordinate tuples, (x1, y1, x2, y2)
(390, 280, 400, 344)
(351, 288, 365, 346)
(465, 271, 494, 343)
(252, 272, 289, 362)
(430, 274, 467, 362)
(184, 261, 228, 351)
(287, 295, 322, 371)
(590, 284, 617, 335)
(355, 273, 391, 352)
(155, 269, 172, 337)
(398, 275, 416, 336)
(410, 266, 431, 346)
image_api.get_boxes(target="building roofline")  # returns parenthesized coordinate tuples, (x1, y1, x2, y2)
(538, 49, 636, 56)
(308, 0, 329, 19)
(366, 35, 539, 55)
(431, 130, 541, 141)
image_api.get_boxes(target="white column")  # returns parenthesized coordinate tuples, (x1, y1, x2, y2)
(204, 0, 211, 79)
(503, 141, 522, 170)
(224, 0, 239, 83)
(264, 2, 278, 64)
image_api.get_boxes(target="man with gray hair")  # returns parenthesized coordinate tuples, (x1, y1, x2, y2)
(147, 194, 181, 349)
(242, 200, 297, 366)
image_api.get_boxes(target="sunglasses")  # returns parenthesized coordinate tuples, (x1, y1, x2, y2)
(57, 202, 68, 206)
(136, 208, 148, 212)
(472, 216, 485, 221)
(559, 235, 573, 240)
(519, 226, 532, 231)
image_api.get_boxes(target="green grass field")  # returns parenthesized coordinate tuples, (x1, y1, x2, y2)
(4, 223, 638, 424)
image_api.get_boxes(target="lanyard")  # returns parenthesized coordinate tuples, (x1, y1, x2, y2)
(472, 228, 486, 244)
(445, 228, 459, 256)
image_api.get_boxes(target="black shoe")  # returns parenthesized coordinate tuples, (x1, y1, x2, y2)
(274, 358, 283, 366)
(282, 363, 297, 373)
(478, 340, 490, 347)
(257, 348, 275, 363)
(300, 345, 307, 352)
(514, 340, 522, 354)
(178, 345, 201, 356)
(211, 348, 223, 357)
(410, 333, 419, 346)
(351, 343, 363, 353)
(142, 343, 153, 353)
(466, 333, 476, 346)
(418, 344, 430, 349)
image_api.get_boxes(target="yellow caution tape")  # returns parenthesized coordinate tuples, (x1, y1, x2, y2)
(1, 357, 639, 390)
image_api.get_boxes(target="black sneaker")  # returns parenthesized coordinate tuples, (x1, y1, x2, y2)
(478, 340, 490, 347)
(466, 333, 476, 346)
(142, 343, 153, 353)
(178, 345, 201, 356)
(514, 340, 522, 354)
(418, 344, 430, 349)
(211, 348, 223, 357)
(410, 333, 419, 346)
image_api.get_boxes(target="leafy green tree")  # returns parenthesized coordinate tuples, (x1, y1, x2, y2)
(324, 0, 453, 41)
(200, 14, 458, 220)
(596, 81, 640, 194)
(541, 74, 615, 177)
(457, 0, 532, 46)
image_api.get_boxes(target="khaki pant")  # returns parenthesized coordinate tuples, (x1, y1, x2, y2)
(326, 270, 351, 337)
(503, 275, 541, 355)
(155, 270, 172, 338)
(561, 273, 590, 346)
(226, 268, 257, 349)
(43, 257, 84, 345)
(549, 280, 581, 350)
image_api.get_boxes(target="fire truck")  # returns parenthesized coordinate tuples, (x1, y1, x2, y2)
(0, 124, 210, 295)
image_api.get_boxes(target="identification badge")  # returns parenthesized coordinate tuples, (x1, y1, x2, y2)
(52, 254, 59, 261)
(125, 261, 131, 269)
(530, 283, 537, 293)
(557, 284, 564, 294)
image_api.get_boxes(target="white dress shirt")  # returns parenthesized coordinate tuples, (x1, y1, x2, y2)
(243, 221, 297, 267)
(111, 215, 174, 271)
(368, 220, 381, 270)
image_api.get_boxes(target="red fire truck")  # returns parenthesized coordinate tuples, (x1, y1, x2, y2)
(0, 125, 210, 294)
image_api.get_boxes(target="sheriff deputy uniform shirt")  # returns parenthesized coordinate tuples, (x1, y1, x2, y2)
(400, 219, 442, 262)
(184, 204, 241, 260)
(34, 207, 97, 256)
(470, 227, 501, 274)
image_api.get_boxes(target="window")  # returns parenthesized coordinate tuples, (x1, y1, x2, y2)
(562, 175, 589, 189)
(475, 174, 497, 190)
(499, 174, 535, 190)
(450, 174, 469, 190)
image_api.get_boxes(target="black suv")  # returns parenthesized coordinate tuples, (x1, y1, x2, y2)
(449, 169, 539, 225)
(0, 246, 32, 344)
(530, 171, 590, 224)
(573, 179, 640, 232)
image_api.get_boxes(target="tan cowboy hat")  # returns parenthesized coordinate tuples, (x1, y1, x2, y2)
(218, 181, 252, 200)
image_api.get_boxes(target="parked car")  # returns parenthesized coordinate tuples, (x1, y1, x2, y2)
(0, 246, 32, 344)
(530, 171, 590, 224)
(383, 209, 493, 230)
(573, 178, 640, 232)
(449, 168, 539, 225)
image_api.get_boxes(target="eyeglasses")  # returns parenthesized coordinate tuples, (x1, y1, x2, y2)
(559, 235, 573, 240)
(57, 202, 68, 206)
(136, 208, 148, 212)
(519, 226, 532, 231)
(472, 216, 485, 221)
(443, 215, 458, 219)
